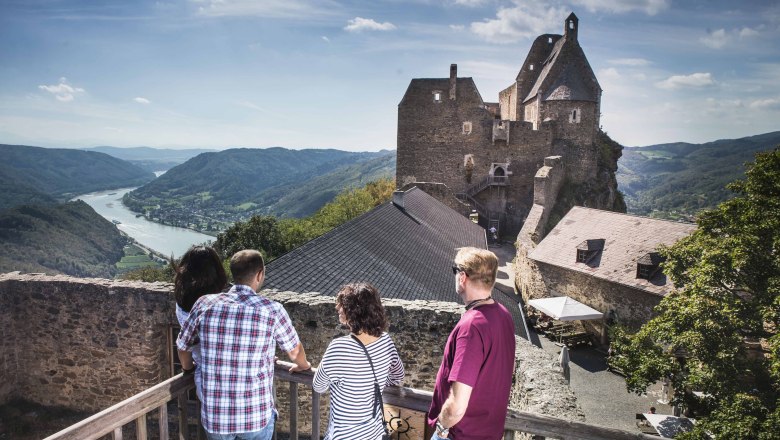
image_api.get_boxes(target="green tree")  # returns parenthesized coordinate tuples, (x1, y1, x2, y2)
(611, 148, 780, 439)
(214, 179, 395, 261)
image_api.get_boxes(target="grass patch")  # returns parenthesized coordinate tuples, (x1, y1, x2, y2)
(117, 244, 162, 272)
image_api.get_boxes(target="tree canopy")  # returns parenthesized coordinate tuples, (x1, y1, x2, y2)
(214, 178, 395, 261)
(610, 148, 780, 439)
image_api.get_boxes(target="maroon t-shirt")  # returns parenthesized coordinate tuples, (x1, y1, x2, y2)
(427, 302, 516, 440)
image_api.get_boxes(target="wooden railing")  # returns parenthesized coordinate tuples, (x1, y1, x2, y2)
(44, 360, 660, 440)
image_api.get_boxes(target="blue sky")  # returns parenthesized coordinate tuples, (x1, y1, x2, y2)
(0, 0, 778, 151)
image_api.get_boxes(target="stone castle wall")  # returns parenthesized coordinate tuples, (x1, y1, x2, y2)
(522, 263, 662, 332)
(0, 273, 175, 411)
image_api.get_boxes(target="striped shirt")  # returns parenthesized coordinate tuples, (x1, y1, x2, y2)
(313, 333, 405, 440)
(176, 285, 300, 434)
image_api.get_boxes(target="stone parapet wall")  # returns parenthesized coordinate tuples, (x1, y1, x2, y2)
(0, 272, 175, 412)
(1, 274, 582, 438)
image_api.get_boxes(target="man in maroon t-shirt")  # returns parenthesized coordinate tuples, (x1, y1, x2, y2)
(428, 247, 516, 440)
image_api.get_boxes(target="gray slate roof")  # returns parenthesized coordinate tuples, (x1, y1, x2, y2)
(264, 187, 487, 302)
(529, 207, 696, 296)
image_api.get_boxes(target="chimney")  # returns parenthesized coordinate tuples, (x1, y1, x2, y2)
(392, 190, 405, 209)
(449, 64, 457, 100)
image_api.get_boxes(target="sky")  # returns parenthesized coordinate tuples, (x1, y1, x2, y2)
(0, 0, 778, 151)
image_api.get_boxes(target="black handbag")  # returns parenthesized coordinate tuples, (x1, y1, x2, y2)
(351, 334, 393, 440)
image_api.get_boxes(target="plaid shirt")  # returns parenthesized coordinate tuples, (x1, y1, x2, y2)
(177, 285, 300, 434)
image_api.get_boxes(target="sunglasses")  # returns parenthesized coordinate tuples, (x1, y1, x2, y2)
(451, 265, 467, 275)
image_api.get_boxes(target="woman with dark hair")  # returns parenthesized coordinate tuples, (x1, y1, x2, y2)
(313, 283, 405, 440)
(174, 245, 228, 400)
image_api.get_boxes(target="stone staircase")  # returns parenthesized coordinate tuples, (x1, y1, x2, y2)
(456, 175, 510, 231)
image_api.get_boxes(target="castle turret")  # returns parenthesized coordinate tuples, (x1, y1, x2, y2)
(449, 64, 457, 100)
(565, 12, 578, 42)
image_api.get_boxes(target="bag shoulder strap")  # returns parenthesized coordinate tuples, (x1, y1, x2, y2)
(351, 334, 390, 434)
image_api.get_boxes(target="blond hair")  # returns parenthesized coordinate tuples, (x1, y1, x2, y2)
(454, 247, 498, 287)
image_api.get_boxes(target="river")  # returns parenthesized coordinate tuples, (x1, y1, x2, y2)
(73, 188, 215, 258)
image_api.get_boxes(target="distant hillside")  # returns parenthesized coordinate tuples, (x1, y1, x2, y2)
(123, 147, 395, 231)
(617, 131, 780, 219)
(84, 146, 217, 173)
(0, 200, 126, 277)
(0, 144, 155, 211)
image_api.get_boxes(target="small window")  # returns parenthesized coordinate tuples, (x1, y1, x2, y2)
(569, 108, 581, 123)
(529, 64, 534, 71)
(576, 249, 588, 263)
(548, 37, 553, 44)
(569, 20, 575, 30)
(433, 91, 442, 103)
(462, 121, 472, 134)
(637, 264, 653, 279)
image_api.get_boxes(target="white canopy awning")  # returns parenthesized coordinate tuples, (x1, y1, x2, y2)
(643, 413, 696, 438)
(527, 296, 604, 321)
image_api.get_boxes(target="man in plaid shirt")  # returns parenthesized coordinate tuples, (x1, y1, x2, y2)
(177, 249, 311, 440)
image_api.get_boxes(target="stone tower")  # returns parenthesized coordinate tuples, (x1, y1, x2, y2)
(396, 12, 620, 236)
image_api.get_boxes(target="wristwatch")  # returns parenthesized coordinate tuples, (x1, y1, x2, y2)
(435, 420, 449, 438)
(182, 365, 196, 375)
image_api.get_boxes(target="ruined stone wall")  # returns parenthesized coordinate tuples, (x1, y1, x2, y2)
(0, 273, 174, 411)
(542, 100, 598, 148)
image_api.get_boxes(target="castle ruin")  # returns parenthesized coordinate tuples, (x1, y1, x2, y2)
(396, 13, 624, 236)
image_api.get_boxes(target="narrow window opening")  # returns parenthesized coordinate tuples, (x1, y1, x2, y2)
(433, 92, 441, 102)
(462, 121, 472, 134)
(569, 20, 574, 30)
(547, 37, 553, 43)
(529, 64, 534, 71)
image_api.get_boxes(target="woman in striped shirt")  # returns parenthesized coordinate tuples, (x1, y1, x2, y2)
(313, 283, 405, 440)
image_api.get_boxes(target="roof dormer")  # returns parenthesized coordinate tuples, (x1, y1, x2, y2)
(576, 239, 604, 265)
(636, 252, 664, 280)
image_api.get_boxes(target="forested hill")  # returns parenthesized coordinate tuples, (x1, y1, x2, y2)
(0, 144, 155, 211)
(617, 131, 780, 220)
(84, 146, 217, 173)
(0, 200, 126, 278)
(123, 147, 395, 229)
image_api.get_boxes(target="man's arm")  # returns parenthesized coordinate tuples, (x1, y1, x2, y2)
(287, 342, 311, 373)
(437, 381, 473, 436)
(178, 349, 194, 371)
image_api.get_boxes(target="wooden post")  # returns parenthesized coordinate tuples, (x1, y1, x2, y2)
(112, 427, 123, 440)
(158, 404, 168, 440)
(289, 382, 299, 440)
(311, 391, 321, 440)
(135, 414, 148, 440)
(178, 394, 189, 440)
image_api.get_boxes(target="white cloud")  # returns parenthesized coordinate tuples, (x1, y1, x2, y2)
(344, 17, 396, 32)
(470, 0, 567, 43)
(192, 0, 337, 19)
(452, 0, 488, 6)
(656, 73, 716, 90)
(449, 24, 465, 31)
(749, 98, 780, 110)
(608, 58, 651, 66)
(133, 97, 151, 104)
(599, 67, 622, 80)
(322, 36, 330, 42)
(570, 0, 669, 15)
(700, 26, 761, 49)
(700, 28, 728, 49)
(739, 26, 760, 38)
(38, 77, 85, 102)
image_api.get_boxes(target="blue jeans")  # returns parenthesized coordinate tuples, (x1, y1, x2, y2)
(430, 432, 447, 440)
(205, 411, 276, 440)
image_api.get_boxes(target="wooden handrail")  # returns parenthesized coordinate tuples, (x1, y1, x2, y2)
(45, 360, 661, 440)
(43, 373, 195, 440)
